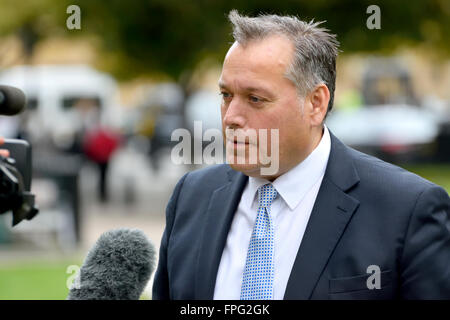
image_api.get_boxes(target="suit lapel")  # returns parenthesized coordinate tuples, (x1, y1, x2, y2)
(283, 178, 359, 299)
(284, 132, 360, 299)
(195, 167, 248, 299)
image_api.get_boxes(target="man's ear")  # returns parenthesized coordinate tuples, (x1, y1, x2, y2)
(307, 84, 329, 126)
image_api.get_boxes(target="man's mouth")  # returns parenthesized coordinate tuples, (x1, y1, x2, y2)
(227, 138, 250, 146)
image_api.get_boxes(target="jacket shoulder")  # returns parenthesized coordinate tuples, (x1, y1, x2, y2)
(183, 164, 232, 186)
(347, 146, 439, 195)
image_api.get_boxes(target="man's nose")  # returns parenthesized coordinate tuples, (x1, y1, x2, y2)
(222, 98, 246, 129)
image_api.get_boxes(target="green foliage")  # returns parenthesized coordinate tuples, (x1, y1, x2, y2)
(1, 0, 449, 81)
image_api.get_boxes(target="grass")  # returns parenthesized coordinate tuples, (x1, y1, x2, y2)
(0, 259, 82, 300)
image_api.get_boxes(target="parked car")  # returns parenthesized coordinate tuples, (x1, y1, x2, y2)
(327, 58, 444, 163)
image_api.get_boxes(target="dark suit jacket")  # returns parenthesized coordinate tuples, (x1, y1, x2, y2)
(152, 132, 450, 299)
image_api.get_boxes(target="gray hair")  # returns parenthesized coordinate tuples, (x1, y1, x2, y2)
(228, 10, 339, 115)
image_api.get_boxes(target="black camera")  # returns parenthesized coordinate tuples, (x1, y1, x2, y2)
(0, 85, 39, 226)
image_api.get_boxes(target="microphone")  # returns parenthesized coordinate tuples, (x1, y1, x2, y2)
(67, 228, 156, 300)
(0, 85, 26, 116)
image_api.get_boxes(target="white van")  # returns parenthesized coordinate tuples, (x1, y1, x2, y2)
(0, 64, 123, 148)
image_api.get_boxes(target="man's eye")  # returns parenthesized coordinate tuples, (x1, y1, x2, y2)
(249, 96, 262, 103)
(220, 92, 231, 99)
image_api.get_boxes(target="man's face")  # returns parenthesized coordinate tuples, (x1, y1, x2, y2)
(219, 35, 319, 180)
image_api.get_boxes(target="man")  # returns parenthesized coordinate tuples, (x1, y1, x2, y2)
(153, 10, 450, 299)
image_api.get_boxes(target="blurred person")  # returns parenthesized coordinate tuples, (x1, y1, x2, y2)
(153, 11, 450, 300)
(78, 99, 121, 203)
(83, 125, 121, 202)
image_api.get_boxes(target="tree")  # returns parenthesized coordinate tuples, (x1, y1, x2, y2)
(68, 0, 449, 81)
(1, 0, 448, 81)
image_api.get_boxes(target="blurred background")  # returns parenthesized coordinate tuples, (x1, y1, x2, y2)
(0, 0, 448, 299)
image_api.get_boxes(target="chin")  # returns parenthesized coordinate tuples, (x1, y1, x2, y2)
(228, 162, 261, 175)
(228, 162, 280, 181)
(225, 143, 280, 179)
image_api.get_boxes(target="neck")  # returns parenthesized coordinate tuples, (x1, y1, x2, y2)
(265, 125, 325, 182)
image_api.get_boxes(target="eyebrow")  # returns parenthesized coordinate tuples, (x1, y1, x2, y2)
(218, 80, 274, 98)
(218, 80, 227, 89)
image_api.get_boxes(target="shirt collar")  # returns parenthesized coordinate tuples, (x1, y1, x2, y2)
(247, 125, 331, 210)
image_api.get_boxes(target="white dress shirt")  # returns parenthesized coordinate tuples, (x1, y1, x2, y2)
(213, 125, 331, 300)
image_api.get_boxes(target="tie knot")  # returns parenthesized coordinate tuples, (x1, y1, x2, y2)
(258, 184, 277, 207)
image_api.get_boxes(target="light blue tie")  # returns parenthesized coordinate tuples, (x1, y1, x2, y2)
(240, 183, 278, 300)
